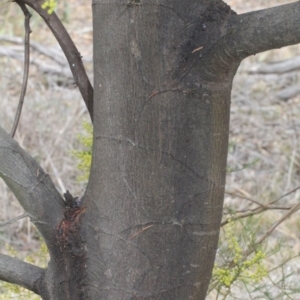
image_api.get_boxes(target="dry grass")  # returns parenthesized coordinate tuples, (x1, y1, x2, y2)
(0, 0, 300, 298)
(0, 0, 92, 252)
(217, 0, 300, 298)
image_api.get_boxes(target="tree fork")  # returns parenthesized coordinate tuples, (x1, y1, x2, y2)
(54, 191, 86, 299)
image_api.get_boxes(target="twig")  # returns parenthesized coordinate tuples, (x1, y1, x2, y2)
(252, 202, 300, 250)
(10, 2, 31, 138)
(0, 46, 73, 78)
(270, 185, 300, 205)
(0, 35, 69, 65)
(226, 192, 267, 208)
(0, 213, 28, 227)
(227, 202, 300, 269)
(19, 0, 94, 121)
(222, 186, 300, 226)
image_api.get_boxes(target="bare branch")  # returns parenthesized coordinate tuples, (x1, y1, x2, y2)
(198, 2, 300, 81)
(269, 185, 300, 205)
(224, 202, 300, 270)
(232, 2, 300, 57)
(0, 126, 64, 249)
(0, 35, 76, 65)
(10, 2, 31, 138)
(253, 202, 300, 248)
(0, 253, 44, 295)
(237, 202, 300, 264)
(222, 186, 300, 226)
(0, 213, 28, 227)
(0, 45, 73, 78)
(18, 0, 94, 121)
(225, 192, 267, 209)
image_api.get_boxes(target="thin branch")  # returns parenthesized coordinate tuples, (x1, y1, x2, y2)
(252, 202, 300, 250)
(0, 45, 73, 78)
(0, 213, 28, 227)
(270, 186, 300, 205)
(10, 2, 31, 138)
(225, 192, 267, 209)
(236, 202, 300, 265)
(18, 0, 93, 121)
(0, 253, 45, 295)
(226, 202, 300, 269)
(222, 186, 300, 226)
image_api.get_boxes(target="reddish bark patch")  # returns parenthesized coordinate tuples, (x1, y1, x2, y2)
(55, 190, 86, 299)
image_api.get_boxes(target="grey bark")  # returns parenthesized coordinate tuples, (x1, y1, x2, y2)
(84, 1, 300, 299)
(0, 253, 45, 294)
(0, 126, 64, 248)
(1, 0, 300, 299)
(86, 1, 232, 298)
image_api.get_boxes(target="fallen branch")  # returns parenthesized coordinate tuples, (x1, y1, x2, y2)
(278, 86, 300, 100)
(248, 56, 300, 74)
(0, 35, 69, 65)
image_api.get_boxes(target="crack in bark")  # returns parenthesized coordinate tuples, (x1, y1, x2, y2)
(96, 135, 213, 185)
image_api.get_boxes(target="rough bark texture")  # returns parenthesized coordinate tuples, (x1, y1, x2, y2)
(83, 1, 236, 299)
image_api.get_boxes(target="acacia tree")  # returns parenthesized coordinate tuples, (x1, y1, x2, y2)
(0, 0, 300, 299)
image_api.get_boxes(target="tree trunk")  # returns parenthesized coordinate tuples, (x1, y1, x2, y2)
(83, 1, 235, 298)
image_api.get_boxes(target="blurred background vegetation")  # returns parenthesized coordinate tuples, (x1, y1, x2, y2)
(1, 1, 300, 299)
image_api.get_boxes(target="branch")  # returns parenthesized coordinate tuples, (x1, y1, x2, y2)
(253, 202, 300, 248)
(0, 213, 28, 227)
(198, 2, 300, 81)
(225, 202, 300, 271)
(10, 2, 31, 138)
(222, 186, 300, 226)
(0, 126, 64, 248)
(0, 45, 73, 79)
(231, 2, 300, 58)
(0, 35, 76, 66)
(18, 0, 93, 121)
(0, 253, 44, 295)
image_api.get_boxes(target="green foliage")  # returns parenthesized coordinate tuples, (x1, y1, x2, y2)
(41, 0, 57, 14)
(208, 212, 300, 299)
(72, 121, 93, 182)
(212, 218, 267, 295)
(0, 240, 49, 299)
